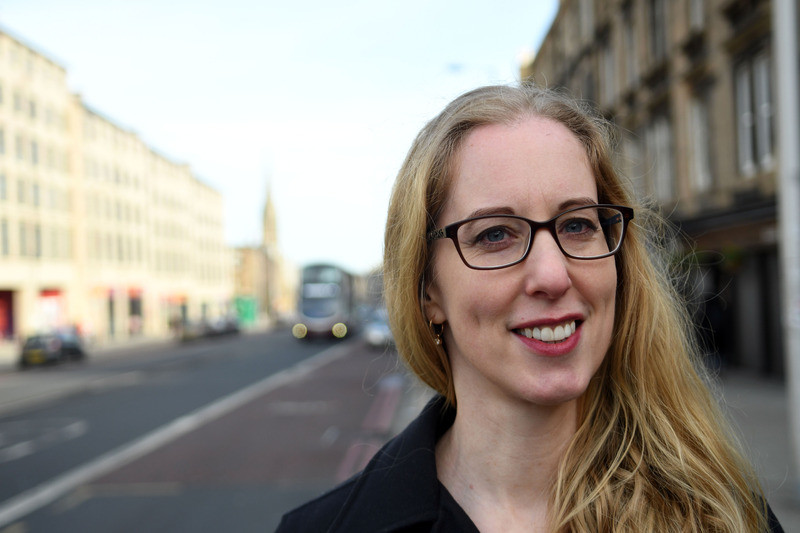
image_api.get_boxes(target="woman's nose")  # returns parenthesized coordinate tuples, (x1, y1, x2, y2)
(521, 229, 572, 298)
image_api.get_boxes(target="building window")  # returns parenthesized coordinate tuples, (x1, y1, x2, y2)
(47, 227, 57, 258)
(582, 70, 596, 105)
(579, 0, 595, 40)
(91, 231, 100, 260)
(15, 135, 24, 160)
(689, 93, 713, 192)
(19, 222, 26, 257)
(30, 140, 38, 166)
(0, 173, 5, 200)
(31, 182, 40, 207)
(0, 219, 7, 256)
(0, 128, 4, 155)
(47, 187, 57, 209)
(648, 0, 668, 63)
(62, 228, 72, 259)
(689, 0, 705, 31)
(735, 48, 774, 176)
(622, 4, 639, 87)
(33, 224, 41, 258)
(646, 112, 674, 202)
(622, 130, 648, 200)
(600, 37, 616, 107)
(17, 179, 25, 204)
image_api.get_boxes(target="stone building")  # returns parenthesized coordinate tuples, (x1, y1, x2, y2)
(522, 0, 793, 376)
(0, 28, 233, 344)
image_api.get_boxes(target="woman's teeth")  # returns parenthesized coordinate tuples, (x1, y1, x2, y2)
(517, 321, 577, 343)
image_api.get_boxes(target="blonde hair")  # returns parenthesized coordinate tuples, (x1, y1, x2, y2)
(383, 83, 768, 532)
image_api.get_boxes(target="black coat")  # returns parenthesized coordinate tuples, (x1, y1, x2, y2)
(276, 396, 785, 532)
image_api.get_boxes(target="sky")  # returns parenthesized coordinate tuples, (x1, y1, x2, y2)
(0, 0, 558, 275)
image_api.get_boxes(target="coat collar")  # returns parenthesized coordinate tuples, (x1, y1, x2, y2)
(328, 394, 454, 532)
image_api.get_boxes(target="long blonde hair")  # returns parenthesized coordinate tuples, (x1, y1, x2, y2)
(383, 83, 767, 531)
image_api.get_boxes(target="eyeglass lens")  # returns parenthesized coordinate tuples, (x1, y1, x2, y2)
(455, 206, 625, 268)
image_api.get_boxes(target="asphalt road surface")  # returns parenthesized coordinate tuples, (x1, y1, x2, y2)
(0, 327, 406, 532)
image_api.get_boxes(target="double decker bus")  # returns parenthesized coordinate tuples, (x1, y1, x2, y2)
(292, 263, 355, 339)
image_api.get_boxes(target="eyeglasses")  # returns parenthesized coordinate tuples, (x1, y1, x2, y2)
(427, 204, 634, 270)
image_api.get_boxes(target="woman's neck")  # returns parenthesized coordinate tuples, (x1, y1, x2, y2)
(435, 394, 578, 532)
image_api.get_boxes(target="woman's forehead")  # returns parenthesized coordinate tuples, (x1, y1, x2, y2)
(441, 118, 597, 221)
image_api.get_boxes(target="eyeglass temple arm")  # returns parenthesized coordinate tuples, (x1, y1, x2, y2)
(427, 228, 446, 241)
(601, 213, 623, 227)
(600, 207, 634, 228)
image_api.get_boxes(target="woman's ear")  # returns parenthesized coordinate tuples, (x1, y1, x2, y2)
(423, 279, 446, 324)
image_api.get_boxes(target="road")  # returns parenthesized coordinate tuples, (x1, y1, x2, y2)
(1, 328, 798, 531)
(0, 327, 407, 532)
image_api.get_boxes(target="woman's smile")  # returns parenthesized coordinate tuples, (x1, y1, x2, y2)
(514, 320, 579, 343)
(513, 319, 583, 357)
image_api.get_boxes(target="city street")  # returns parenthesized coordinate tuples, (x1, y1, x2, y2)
(0, 328, 411, 532)
(0, 328, 798, 531)
(2, 1, 800, 531)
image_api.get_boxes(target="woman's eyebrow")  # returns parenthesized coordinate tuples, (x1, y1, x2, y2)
(465, 206, 516, 218)
(465, 197, 599, 220)
(557, 197, 598, 211)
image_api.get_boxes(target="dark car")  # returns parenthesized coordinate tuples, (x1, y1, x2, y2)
(19, 332, 86, 368)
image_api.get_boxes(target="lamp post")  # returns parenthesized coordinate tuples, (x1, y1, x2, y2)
(773, 0, 800, 492)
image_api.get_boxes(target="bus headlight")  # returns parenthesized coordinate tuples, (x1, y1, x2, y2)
(332, 323, 347, 338)
(292, 323, 308, 339)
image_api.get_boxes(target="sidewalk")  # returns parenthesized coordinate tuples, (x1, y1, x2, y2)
(719, 371, 800, 529)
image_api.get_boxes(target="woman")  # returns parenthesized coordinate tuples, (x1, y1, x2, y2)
(277, 84, 783, 532)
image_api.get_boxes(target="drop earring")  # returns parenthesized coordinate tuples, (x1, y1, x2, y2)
(429, 320, 444, 346)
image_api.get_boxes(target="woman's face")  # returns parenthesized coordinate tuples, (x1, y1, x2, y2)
(425, 116, 617, 408)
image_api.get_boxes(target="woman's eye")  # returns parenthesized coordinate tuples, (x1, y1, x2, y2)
(562, 218, 595, 234)
(482, 228, 507, 242)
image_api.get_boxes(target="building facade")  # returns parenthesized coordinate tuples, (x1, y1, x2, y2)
(233, 187, 297, 327)
(0, 28, 233, 344)
(522, 0, 793, 376)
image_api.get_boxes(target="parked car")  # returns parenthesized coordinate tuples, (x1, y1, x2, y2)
(19, 331, 86, 368)
(207, 315, 240, 336)
(179, 315, 241, 342)
(363, 307, 394, 349)
(178, 320, 208, 342)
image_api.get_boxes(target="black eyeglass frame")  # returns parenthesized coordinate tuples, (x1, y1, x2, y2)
(426, 204, 634, 270)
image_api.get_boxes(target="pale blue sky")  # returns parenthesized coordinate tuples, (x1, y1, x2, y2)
(0, 0, 558, 274)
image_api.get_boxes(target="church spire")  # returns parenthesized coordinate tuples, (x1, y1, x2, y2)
(262, 179, 277, 253)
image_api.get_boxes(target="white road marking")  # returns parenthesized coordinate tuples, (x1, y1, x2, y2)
(0, 442, 35, 463)
(0, 342, 352, 527)
(0, 419, 89, 464)
(320, 425, 340, 447)
(86, 371, 145, 392)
